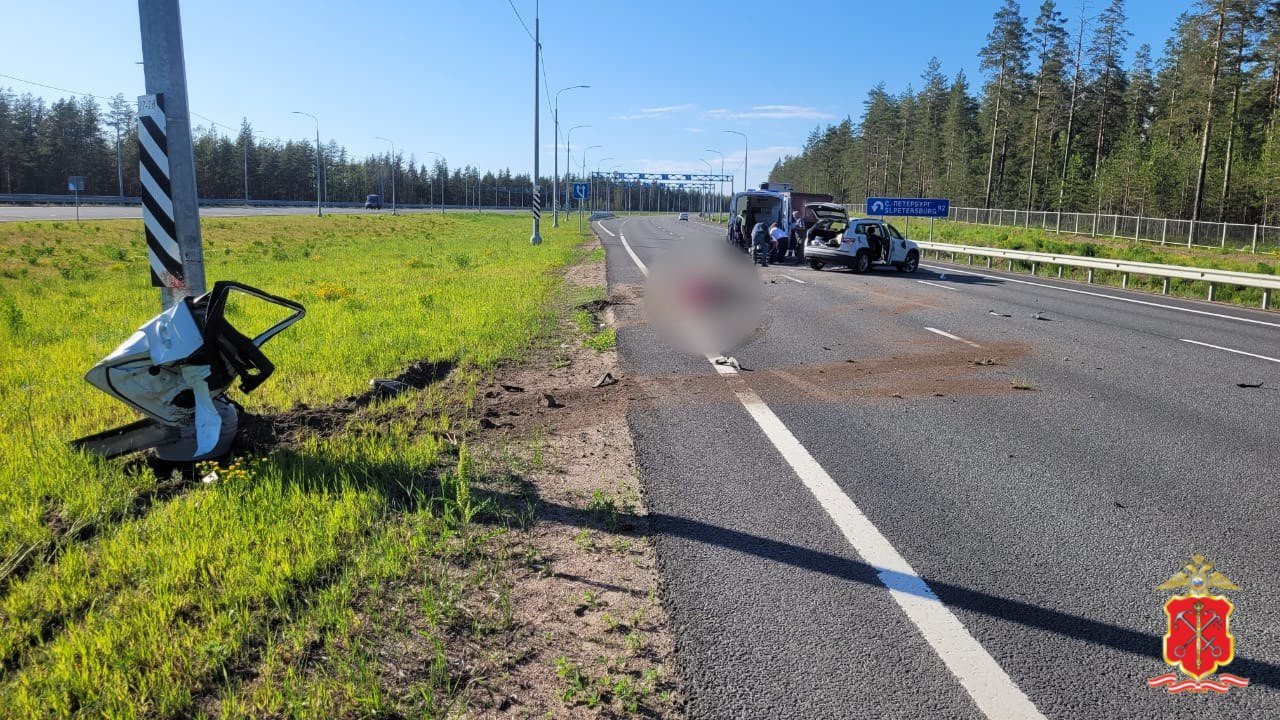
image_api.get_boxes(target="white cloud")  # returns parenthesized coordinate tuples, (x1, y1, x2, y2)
(614, 103, 695, 121)
(703, 105, 835, 121)
(640, 103, 694, 114)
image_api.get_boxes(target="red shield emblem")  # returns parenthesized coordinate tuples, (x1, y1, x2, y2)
(1162, 595, 1234, 681)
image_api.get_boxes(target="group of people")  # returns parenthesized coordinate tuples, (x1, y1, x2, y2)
(738, 211, 808, 267)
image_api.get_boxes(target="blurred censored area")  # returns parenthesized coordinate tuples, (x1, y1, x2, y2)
(643, 241, 762, 357)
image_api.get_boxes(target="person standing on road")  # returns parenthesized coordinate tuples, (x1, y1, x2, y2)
(769, 222, 788, 264)
(752, 222, 771, 267)
(789, 210, 804, 263)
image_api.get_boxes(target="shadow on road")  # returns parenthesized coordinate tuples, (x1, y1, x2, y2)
(486, 482, 1279, 691)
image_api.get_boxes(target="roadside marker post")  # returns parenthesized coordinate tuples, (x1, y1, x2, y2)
(139, 0, 205, 307)
(67, 176, 84, 222)
(70, 0, 307, 464)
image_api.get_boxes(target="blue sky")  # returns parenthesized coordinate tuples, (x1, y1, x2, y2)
(2, 1, 1187, 191)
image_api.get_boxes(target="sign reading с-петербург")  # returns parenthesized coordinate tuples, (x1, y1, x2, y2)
(865, 197, 949, 218)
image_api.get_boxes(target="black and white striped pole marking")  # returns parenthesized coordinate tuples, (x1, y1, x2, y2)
(138, 93, 184, 292)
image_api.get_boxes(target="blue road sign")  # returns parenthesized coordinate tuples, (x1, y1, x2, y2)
(572, 182, 590, 200)
(865, 197, 949, 218)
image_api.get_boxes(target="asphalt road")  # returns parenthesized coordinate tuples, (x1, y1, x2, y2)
(598, 214, 1280, 719)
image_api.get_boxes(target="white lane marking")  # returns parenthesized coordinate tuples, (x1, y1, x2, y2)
(920, 263, 1280, 330)
(1180, 338, 1280, 364)
(925, 327, 982, 348)
(734, 388, 1046, 720)
(917, 280, 957, 291)
(613, 218, 1043, 720)
(596, 222, 616, 237)
(780, 274, 808, 284)
(618, 233, 649, 277)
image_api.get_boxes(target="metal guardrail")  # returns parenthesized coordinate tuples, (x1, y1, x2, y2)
(945, 206, 1280, 255)
(917, 240, 1280, 309)
(0, 193, 532, 211)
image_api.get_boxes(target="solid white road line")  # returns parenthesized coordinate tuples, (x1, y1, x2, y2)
(610, 223, 1043, 720)
(917, 279, 957, 291)
(595, 222, 616, 237)
(925, 327, 982, 348)
(734, 389, 1046, 720)
(1180, 338, 1280, 364)
(780, 274, 808, 284)
(618, 232, 649, 277)
(920, 263, 1280, 330)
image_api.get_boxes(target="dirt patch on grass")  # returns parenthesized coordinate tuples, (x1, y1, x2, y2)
(459, 239, 683, 718)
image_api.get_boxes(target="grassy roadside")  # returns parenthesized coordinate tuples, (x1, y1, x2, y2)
(0, 213, 608, 717)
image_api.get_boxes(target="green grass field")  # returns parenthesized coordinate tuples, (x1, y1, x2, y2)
(0, 213, 583, 718)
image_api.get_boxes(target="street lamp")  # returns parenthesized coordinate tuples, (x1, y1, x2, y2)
(425, 151, 445, 214)
(374, 136, 397, 215)
(705, 148, 726, 221)
(723, 130, 748, 193)
(292, 110, 322, 216)
(565, 125, 590, 213)
(593, 156, 613, 213)
(699, 158, 713, 216)
(554, 84, 589, 227)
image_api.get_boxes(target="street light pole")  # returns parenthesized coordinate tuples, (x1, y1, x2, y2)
(426, 151, 444, 214)
(699, 158, 713, 217)
(565, 124, 589, 215)
(593, 157, 612, 214)
(705, 148, 725, 221)
(723, 130, 748, 192)
(553, 84, 588, 227)
(530, 1, 542, 245)
(292, 110, 321, 216)
(375, 136, 396, 215)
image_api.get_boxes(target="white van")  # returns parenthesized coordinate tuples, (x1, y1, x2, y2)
(724, 183, 834, 253)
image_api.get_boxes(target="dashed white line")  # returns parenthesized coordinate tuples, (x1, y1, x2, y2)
(920, 263, 1280, 330)
(780, 274, 808, 284)
(917, 280, 957, 291)
(925, 327, 982, 348)
(611, 223, 1043, 720)
(1180, 338, 1280, 364)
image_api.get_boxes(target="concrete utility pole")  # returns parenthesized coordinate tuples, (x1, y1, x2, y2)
(375, 136, 396, 215)
(553, 84, 588, 227)
(292, 110, 322, 216)
(139, 0, 206, 306)
(530, 0, 542, 245)
(724, 130, 748, 191)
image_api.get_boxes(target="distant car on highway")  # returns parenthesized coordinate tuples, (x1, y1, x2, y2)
(804, 206, 919, 274)
(364, 194, 382, 210)
(678, 212, 689, 221)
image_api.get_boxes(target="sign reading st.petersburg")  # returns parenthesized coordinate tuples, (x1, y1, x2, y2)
(866, 197, 950, 218)
(572, 182, 590, 200)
